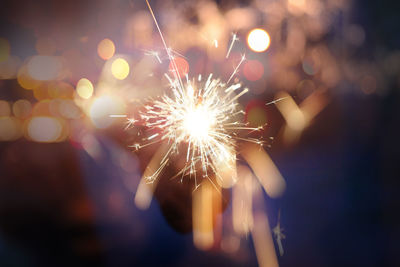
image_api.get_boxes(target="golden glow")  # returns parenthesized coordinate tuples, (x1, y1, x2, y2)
(76, 78, 94, 99)
(111, 58, 130, 80)
(247, 28, 271, 53)
(97, 38, 116, 60)
(27, 116, 63, 143)
(12, 99, 32, 119)
(17, 66, 41, 90)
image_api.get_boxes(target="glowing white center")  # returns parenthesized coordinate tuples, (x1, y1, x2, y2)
(247, 28, 271, 52)
(183, 106, 212, 141)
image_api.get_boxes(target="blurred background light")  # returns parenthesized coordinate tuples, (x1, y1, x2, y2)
(48, 81, 74, 99)
(225, 8, 256, 30)
(27, 116, 63, 143)
(12, 99, 32, 119)
(169, 57, 189, 78)
(90, 95, 125, 129)
(76, 78, 94, 99)
(247, 28, 271, 53)
(59, 100, 81, 119)
(97, 38, 116, 60)
(111, 58, 130, 80)
(27, 56, 63, 81)
(243, 60, 264, 81)
(17, 65, 41, 90)
(32, 101, 52, 116)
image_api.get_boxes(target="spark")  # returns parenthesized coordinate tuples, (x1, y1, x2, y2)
(125, 118, 136, 130)
(273, 209, 285, 256)
(226, 33, 239, 58)
(213, 39, 219, 48)
(265, 97, 289, 106)
(109, 114, 127, 118)
(134, 73, 262, 183)
(227, 54, 246, 84)
(144, 50, 162, 63)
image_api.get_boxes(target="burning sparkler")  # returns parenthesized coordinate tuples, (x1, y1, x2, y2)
(120, 0, 267, 187)
(130, 73, 263, 187)
(108, 1, 287, 265)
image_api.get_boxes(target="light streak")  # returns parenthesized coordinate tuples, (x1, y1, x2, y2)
(109, 114, 127, 118)
(144, 50, 162, 63)
(226, 32, 238, 58)
(273, 209, 285, 256)
(227, 54, 246, 84)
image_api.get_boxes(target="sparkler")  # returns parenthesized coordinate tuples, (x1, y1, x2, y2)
(131, 73, 263, 186)
(121, 0, 266, 187)
(107, 1, 287, 264)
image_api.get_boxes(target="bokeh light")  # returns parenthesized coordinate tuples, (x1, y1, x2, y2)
(17, 66, 41, 90)
(243, 60, 264, 81)
(90, 95, 125, 129)
(33, 84, 52, 101)
(169, 57, 189, 78)
(111, 58, 130, 80)
(12, 99, 32, 119)
(32, 101, 52, 116)
(98, 38, 116, 60)
(58, 100, 81, 119)
(76, 78, 94, 99)
(27, 116, 63, 142)
(27, 56, 62, 81)
(48, 81, 74, 99)
(247, 28, 271, 53)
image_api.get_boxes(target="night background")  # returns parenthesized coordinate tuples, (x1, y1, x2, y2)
(0, 0, 399, 266)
